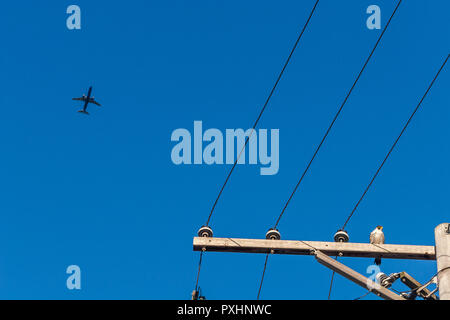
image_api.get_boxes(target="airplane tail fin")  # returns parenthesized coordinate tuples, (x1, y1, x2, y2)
(78, 110, 89, 115)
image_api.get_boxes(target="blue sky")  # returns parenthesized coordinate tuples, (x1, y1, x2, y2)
(0, 0, 448, 299)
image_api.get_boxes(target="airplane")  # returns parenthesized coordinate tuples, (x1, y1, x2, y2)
(72, 86, 101, 115)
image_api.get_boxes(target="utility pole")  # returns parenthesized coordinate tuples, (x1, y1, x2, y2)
(435, 223, 450, 300)
(194, 223, 447, 299)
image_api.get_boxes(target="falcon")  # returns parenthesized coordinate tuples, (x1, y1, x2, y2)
(370, 226, 385, 265)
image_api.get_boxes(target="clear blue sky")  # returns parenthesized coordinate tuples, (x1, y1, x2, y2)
(0, 0, 448, 299)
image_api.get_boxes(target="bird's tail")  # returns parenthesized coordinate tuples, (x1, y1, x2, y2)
(375, 257, 381, 265)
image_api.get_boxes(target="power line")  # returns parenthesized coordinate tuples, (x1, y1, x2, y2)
(327, 261, 337, 300)
(257, 1, 403, 299)
(205, 0, 320, 227)
(354, 291, 371, 300)
(257, 254, 270, 300)
(194, 0, 320, 299)
(341, 53, 449, 230)
(194, 250, 204, 293)
(273, 0, 403, 229)
(326, 54, 450, 300)
(257, 239, 318, 299)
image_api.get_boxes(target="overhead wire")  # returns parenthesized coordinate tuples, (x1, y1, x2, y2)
(193, 0, 321, 297)
(329, 54, 449, 299)
(327, 257, 337, 300)
(191, 250, 204, 300)
(341, 53, 449, 230)
(257, 240, 318, 299)
(273, 0, 403, 229)
(354, 291, 371, 300)
(257, 254, 270, 300)
(205, 0, 320, 227)
(258, 0, 403, 299)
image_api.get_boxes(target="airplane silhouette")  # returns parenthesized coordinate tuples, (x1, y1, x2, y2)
(72, 87, 101, 115)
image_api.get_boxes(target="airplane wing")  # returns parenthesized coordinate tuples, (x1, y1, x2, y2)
(89, 99, 101, 107)
(72, 97, 87, 101)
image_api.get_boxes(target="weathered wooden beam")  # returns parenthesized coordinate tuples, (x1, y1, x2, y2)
(193, 237, 436, 260)
(314, 251, 405, 300)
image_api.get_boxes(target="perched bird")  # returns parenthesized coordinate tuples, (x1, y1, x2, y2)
(370, 226, 385, 265)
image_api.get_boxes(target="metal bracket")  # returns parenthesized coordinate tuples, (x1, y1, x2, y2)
(313, 250, 405, 300)
(399, 272, 438, 300)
